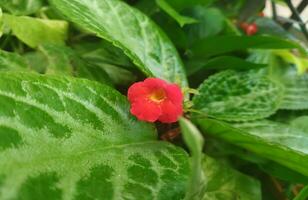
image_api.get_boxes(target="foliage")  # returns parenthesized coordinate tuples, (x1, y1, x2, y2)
(0, 0, 307, 199)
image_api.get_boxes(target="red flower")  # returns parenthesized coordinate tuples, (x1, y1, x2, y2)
(128, 78, 183, 123)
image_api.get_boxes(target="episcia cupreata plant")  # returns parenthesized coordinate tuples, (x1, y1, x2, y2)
(0, 0, 308, 199)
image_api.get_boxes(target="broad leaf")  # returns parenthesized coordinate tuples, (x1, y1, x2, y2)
(2, 14, 68, 48)
(0, 0, 43, 15)
(190, 35, 307, 57)
(156, 0, 197, 27)
(50, 0, 188, 88)
(202, 155, 261, 200)
(196, 118, 308, 177)
(193, 70, 283, 121)
(186, 56, 266, 75)
(179, 118, 204, 200)
(0, 72, 190, 199)
(0, 50, 29, 71)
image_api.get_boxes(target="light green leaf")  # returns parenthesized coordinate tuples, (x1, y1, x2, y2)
(0, 72, 190, 199)
(193, 70, 283, 121)
(273, 50, 308, 74)
(290, 116, 308, 132)
(0, 50, 29, 71)
(196, 118, 308, 177)
(202, 155, 261, 200)
(190, 35, 307, 58)
(179, 118, 204, 200)
(0, 0, 43, 15)
(156, 0, 197, 27)
(269, 58, 308, 110)
(3, 14, 68, 48)
(50, 0, 188, 88)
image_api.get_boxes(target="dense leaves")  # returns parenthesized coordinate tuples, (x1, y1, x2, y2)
(50, 0, 188, 88)
(0, 0, 308, 199)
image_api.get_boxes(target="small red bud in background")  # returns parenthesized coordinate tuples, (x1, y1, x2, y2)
(258, 12, 265, 17)
(245, 23, 258, 36)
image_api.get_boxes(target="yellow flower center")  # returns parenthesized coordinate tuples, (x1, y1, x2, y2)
(149, 89, 166, 103)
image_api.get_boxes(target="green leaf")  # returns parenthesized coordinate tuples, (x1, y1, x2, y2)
(187, 56, 266, 76)
(3, 14, 68, 48)
(269, 58, 308, 110)
(0, 50, 29, 71)
(202, 155, 261, 200)
(255, 17, 294, 40)
(190, 35, 307, 58)
(74, 41, 136, 86)
(196, 118, 308, 177)
(179, 117, 204, 200)
(0, 0, 44, 15)
(0, 72, 190, 199)
(23, 51, 47, 73)
(290, 116, 308, 133)
(36, 43, 112, 85)
(156, 0, 197, 27)
(273, 50, 308, 74)
(50, 0, 188, 88)
(184, 6, 225, 43)
(73, 40, 132, 69)
(193, 70, 283, 121)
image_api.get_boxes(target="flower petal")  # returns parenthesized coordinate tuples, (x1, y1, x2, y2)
(165, 84, 183, 105)
(158, 100, 183, 123)
(130, 98, 161, 122)
(127, 82, 149, 103)
(144, 77, 167, 90)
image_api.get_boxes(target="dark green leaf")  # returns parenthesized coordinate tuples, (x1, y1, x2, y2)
(184, 6, 225, 44)
(187, 56, 266, 75)
(193, 70, 283, 121)
(0, 72, 190, 199)
(196, 118, 308, 177)
(156, 0, 197, 27)
(50, 0, 188, 88)
(190, 35, 307, 58)
(74, 41, 136, 85)
(38, 43, 112, 85)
